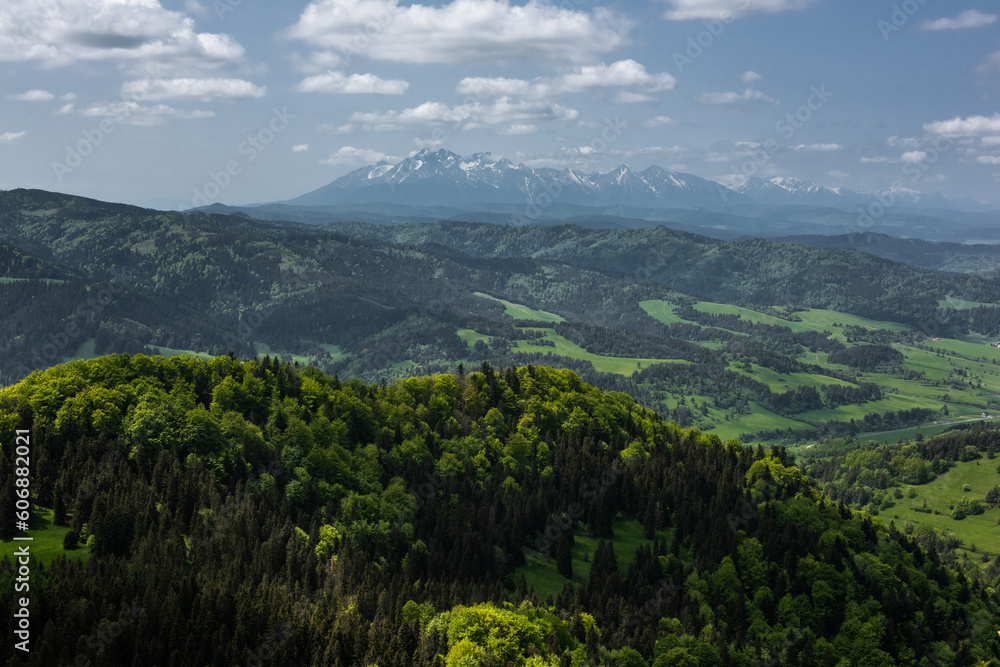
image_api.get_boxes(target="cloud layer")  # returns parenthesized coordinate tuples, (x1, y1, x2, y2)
(287, 0, 629, 64)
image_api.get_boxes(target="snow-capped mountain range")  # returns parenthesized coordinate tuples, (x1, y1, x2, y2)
(280, 148, 988, 212)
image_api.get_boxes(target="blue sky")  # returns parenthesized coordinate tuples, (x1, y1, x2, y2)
(2, 0, 1000, 208)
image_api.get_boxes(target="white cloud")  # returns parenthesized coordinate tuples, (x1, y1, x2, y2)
(0, 131, 27, 144)
(900, 151, 928, 163)
(695, 88, 779, 105)
(642, 115, 677, 128)
(982, 137, 1000, 146)
(859, 156, 889, 163)
(828, 170, 849, 178)
(56, 103, 76, 115)
(978, 52, 1000, 73)
(297, 71, 408, 95)
(791, 143, 843, 152)
(292, 144, 310, 152)
(919, 10, 996, 31)
(499, 124, 538, 135)
(121, 78, 266, 101)
(184, 0, 209, 16)
(0, 0, 245, 69)
(741, 71, 762, 84)
(457, 77, 552, 99)
(660, 0, 819, 21)
(319, 146, 397, 166)
(286, 0, 629, 65)
(558, 60, 676, 93)
(886, 135, 918, 149)
(455, 60, 674, 104)
(614, 91, 656, 104)
(77, 100, 215, 126)
(924, 114, 1000, 137)
(8, 89, 54, 102)
(349, 97, 578, 130)
(976, 155, 1000, 165)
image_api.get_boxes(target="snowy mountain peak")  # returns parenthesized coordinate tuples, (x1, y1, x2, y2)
(282, 149, 978, 212)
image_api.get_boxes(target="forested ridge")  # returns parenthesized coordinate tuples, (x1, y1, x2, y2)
(2, 354, 999, 665)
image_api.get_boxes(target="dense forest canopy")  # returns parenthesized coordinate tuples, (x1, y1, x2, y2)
(1, 354, 999, 665)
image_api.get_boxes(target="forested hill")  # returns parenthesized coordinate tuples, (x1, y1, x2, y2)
(2, 354, 999, 665)
(329, 220, 1000, 330)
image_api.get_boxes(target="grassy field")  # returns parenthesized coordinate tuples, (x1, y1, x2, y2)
(795, 308, 909, 333)
(253, 342, 309, 365)
(920, 338, 1000, 362)
(474, 292, 565, 322)
(513, 328, 688, 375)
(63, 338, 96, 363)
(0, 507, 90, 567)
(856, 418, 998, 445)
(938, 296, 1000, 310)
(693, 302, 816, 333)
(888, 458, 1000, 562)
(319, 344, 348, 363)
(517, 517, 669, 600)
(638, 300, 688, 326)
(706, 404, 810, 441)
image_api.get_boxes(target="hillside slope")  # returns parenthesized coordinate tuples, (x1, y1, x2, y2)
(1, 355, 998, 665)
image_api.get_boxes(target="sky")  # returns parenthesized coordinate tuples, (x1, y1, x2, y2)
(2, 0, 1000, 209)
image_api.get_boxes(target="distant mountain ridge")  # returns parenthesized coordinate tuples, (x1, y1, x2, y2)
(276, 148, 993, 213)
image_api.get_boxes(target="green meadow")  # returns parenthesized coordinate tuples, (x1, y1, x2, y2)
(0, 507, 90, 568)
(889, 458, 1000, 562)
(517, 517, 670, 600)
(474, 292, 565, 322)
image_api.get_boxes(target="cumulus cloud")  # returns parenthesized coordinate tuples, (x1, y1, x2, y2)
(924, 114, 1000, 137)
(859, 156, 889, 164)
(919, 10, 996, 31)
(0, 131, 27, 143)
(975, 155, 1000, 165)
(297, 71, 408, 95)
(695, 88, 779, 105)
(76, 100, 215, 126)
(8, 89, 54, 101)
(455, 60, 674, 104)
(558, 60, 676, 93)
(886, 135, 919, 149)
(349, 97, 578, 130)
(660, 0, 819, 21)
(456, 77, 552, 99)
(900, 151, 928, 163)
(741, 71, 762, 84)
(614, 91, 656, 104)
(0, 0, 245, 69)
(121, 78, 266, 101)
(319, 146, 397, 166)
(790, 143, 843, 151)
(286, 0, 629, 65)
(499, 124, 538, 135)
(292, 144, 310, 152)
(642, 115, 677, 128)
(977, 52, 1000, 73)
